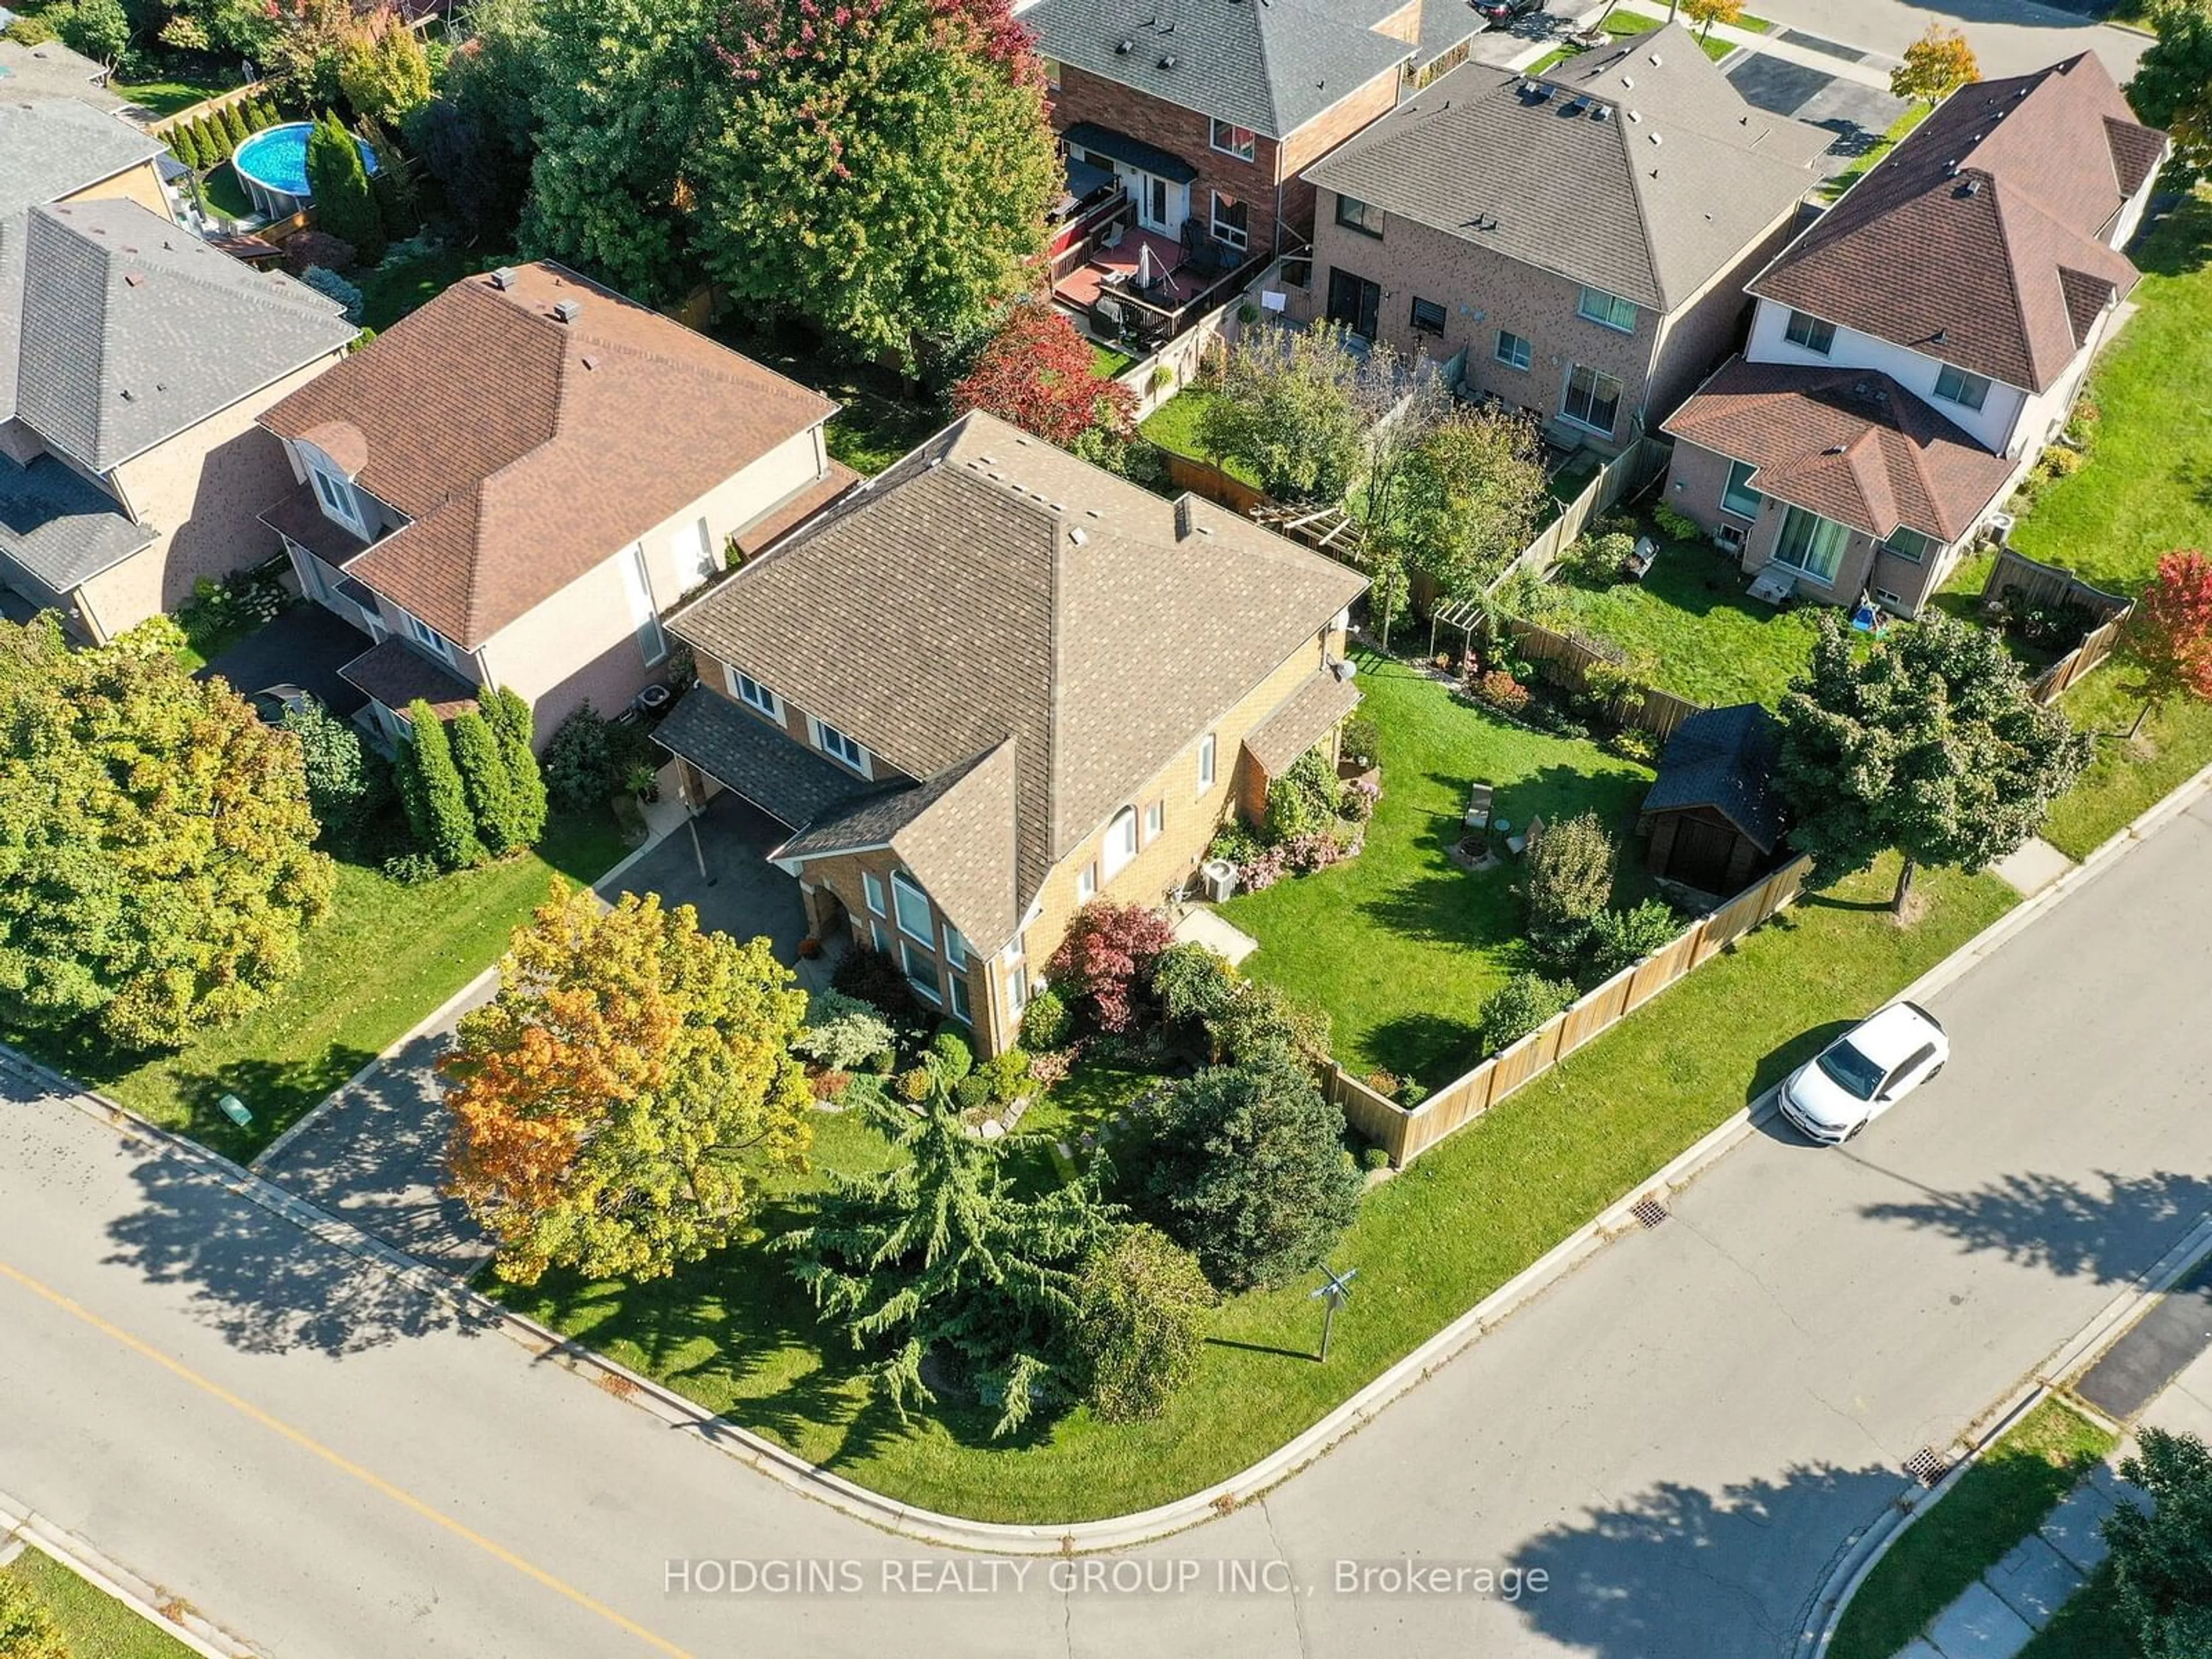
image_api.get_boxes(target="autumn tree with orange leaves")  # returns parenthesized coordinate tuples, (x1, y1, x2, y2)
(442, 882, 813, 1285)
(2122, 550, 2212, 737)
(953, 304, 1138, 446)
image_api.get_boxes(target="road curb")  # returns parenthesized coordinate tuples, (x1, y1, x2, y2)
(0, 1490, 260, 1658)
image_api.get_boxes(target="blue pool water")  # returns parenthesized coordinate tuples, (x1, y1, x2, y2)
(232, 122, 377, 201)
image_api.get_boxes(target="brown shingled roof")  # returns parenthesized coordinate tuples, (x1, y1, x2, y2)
(671, 411, 1366, 950)
(1749, 53, 2165, 395)
(1662, 357, 2015, 542)
(258, 262, 837, 647)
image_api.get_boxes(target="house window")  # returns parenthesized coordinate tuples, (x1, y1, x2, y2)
(1721, 459, 1764, 518)
(812, 717, 868, 774)
(946, 973, 973, 1024)
(1006, 963, 1029, 1014)
(870, 920, 889, 955)
(1077, 862, 1098, 902)
(899, 938, 941, 1006)
(1494, 329, 1532, 372)
(1560, 364, 1623, 435)
(1933, 363, 1991, 412)
(307, 462, 363, 533)
(1141, 173, 1173, 232)
(1883, 526, 1939, 563)
(1334, 194, 1384, 238)
(1209, 119, 1256, 161)
(891, 869, 933, 943)
(1410, 296, 1447, 335)
(1783, 310, 1835, 355)
(1210, 191, 1249, 253)
(1197, 731, 1217, 790)
(942, 925, 969, 970)
(400, 609, 451, 661)
(863, 870, 887, 918)
(1042, 56, 1060, 90)
(726, 665, 782, 719)
(1103, 806, 1139, 878)
(1145, 800, 1164, 842)
(1775, 504, 1850, 584)
(1577, 287, 1638, 332)
(622, 544, 666, 666)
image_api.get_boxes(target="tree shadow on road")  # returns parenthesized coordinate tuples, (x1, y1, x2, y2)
(103, 1151, 498, 1358)
(1505, 1461, 1910, 1659)
(1853, 1169, 2212, 1286)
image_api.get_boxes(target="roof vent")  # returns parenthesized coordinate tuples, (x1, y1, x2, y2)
(1647, 52, 1662, 66)
(1648, 130, 1662, 145)
(552, 298, 582, 323)
(1174, 498, 1194, 540)
(580, 354, 599, 370)
(1823, 444, 1847, 455)
(123, 271, 142, 286)
(1069, 527, 1088, 546)
(1619, 75, 1633, 89)
(490, 267, 518, 289)
(1960, 178, 1982, 196)
(1159, 52, 1176, 69)
(1628, 109, 1642, 122)
(1591, 104, 1611, 123)
(1116, 36, 1133, 51)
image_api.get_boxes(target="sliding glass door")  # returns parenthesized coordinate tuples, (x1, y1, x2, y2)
(1774, 504, 1850, 585)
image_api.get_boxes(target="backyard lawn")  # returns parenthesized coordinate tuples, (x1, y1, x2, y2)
(358, 243, 486, 335)
(111, 75, 237, 119)
(1219, 650, 1656, 1086)
(709, 316, 945, 475)
(1830, 1397, 2115, 1659)
(7, 810, 628, 1161)
(2, 1545, 200, 1659)
(505, 847, 2013, 1522)
(1536, 533, 1827, 707)
(1139, 386, 1262, 488)
(197, 161, 254, 224)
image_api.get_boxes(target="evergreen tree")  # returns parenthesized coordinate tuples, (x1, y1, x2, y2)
(399, 699, 482, 868)
(483, 688, 548, 845)
(781, 1079, 1120, 1435)
(171, 122, 203, 171)
(194, 113, 228, 162)
(221, 100, 249, 147)
(448, 709, 522, 854)
(306, 111, 385, 263)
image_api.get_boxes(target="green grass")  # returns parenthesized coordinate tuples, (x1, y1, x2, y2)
(708, 317, 946, 476)
(6, 810, 629, 1161)
(1527, 11, 1741, 75)
(2018, 1561, 2144, 1658)
(505, 844, 2012, 1522)
(196, 161, 253, 224)
(1831, 1397, 2116, 1659)
(357, 244, 484, 335)
(111, 76, 236, 119)
(1091, 343, 1135, 378)
(2040, 671, 2212, 859)
(1139, 387, 1262, 488)
(1540, 537, 1828, 707)
(1219, 652, 1655, 1085)
(2008, 194, 2212, 593)
(1821, 104, 1936, 202)
(2, 1546, 200, 1658)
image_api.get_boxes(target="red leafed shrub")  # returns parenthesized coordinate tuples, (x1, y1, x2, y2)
(1045, 900, 1175, 1034)
(2126, 549, 2212, 710)
(953, 304, 1137, 446)
(1478, 669, 1531, 715)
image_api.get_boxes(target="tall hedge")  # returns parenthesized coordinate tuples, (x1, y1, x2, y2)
(306, 112, 384, 263)
(483, 688, 548, 846)
(221, 101, 249, 147)
(449, 709, 525, 855)
(400, 700, 482, 869)
(195, 113, 229, 163)
(170, 123, 202, 171)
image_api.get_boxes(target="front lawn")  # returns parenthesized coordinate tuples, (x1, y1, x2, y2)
(506, 849, 2012, 1522)
(1219, 652, 1656, 1085)
(2008, 193, 2212, 592)
(2, 1545, 200, 1659)
(1820, 104, 1935, 202)
(2041, 670, 2212, 860)
(1830, 1397, 2115, 1659)
(7, 810, 628, 1160)
(1535, 534, 1827, 707)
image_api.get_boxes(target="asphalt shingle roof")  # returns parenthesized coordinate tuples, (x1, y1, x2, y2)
(0, 97, 164, 215)
(652, 686, 885, 832)
(1751, 52, 2165, 393)
(1242, 667, 1359, 777)
(1304, 24, 1830, 309)
(0, 40, 128, 111)
(1661, 357, 2016, 542)
(1, 198, 353, 474)
(1643, 703, 1785, 854)
(1023, 0, 1417, 140)
(0, 452, 153, 592)
(670, 410, 1366, 952)
(259, 262, 838, 649)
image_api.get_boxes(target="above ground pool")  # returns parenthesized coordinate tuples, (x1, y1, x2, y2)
(230, 122, 378, 219)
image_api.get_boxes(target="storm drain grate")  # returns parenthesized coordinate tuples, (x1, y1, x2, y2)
(1630, 1195, 1669, 1229)
(1904, 1447, 1952, 1487)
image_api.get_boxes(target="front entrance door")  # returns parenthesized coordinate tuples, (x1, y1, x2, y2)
(1326, 268, 1381, 340)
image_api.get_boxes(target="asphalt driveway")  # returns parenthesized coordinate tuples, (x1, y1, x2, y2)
(1726, 47, 1910, 178)
(250, 793, 809, 1273)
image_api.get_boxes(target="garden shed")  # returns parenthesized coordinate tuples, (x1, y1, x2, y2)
(1639, 703, 1787, 896)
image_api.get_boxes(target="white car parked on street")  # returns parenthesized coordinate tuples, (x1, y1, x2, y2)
(1778, 1002, 1949, 1144)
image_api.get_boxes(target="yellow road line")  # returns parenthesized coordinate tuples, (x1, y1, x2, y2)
(0, 1257, 696, 1659)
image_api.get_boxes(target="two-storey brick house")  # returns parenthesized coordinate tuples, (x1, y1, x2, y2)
(256, 262, 852, 747)
(1661, 52, 2168, 615)
(1024, 0, 1467, 277)
(655, 410, 1366, 1056)
(1288, 23, 1830, 456)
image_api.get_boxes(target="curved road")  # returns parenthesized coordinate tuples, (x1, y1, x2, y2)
(3, 795, 2209, 1659)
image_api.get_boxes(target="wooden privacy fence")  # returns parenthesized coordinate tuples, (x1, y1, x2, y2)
(1330, 854, 1813, 1167)
(1503, 617, 1709, 742)
(1488, 435, 1671, 593)
(1165, 451, 1270, 518)
(1976, 546, 2134, 706)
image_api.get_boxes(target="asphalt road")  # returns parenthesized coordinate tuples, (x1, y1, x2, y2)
(1715, 0, 2149, 81)
(2, 795, 2208, 1658)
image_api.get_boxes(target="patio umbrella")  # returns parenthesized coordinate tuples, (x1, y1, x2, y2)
(1134, 241, 1159, 293)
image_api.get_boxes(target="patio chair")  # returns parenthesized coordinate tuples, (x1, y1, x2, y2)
(1464, 782, 1494, 832)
